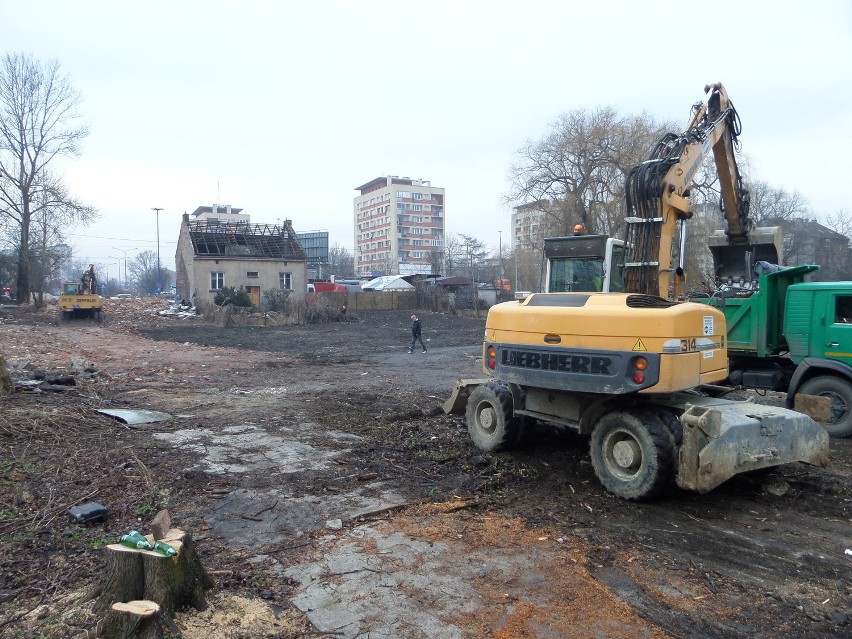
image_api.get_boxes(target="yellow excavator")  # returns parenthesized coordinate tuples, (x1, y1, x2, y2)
(57, 264, 105, 324)
(445, 83, 828, 500)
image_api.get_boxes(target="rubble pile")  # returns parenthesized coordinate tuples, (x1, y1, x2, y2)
(156, 298, 199, 319)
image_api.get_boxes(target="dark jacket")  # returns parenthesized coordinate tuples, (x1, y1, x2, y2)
(412, 318, 422, 336)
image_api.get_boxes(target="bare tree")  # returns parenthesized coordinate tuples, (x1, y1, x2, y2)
(507, 108, 673, 238)
(746, 180, 810, 226)
(327, 243, 355, 278)
(822, 209, 852, 239)
(0, 53, 93, 304)
(129, 250, 173, 295)
(443, 233, 467, 277)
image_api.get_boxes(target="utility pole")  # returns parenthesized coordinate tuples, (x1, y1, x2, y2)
(151, 208, 163, 293)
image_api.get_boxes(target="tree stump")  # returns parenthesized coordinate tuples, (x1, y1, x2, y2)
(94, 528, 213, 639)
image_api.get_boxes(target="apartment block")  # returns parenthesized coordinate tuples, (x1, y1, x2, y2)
(512, 200, 550, 250)
(354, 176, 445, 277)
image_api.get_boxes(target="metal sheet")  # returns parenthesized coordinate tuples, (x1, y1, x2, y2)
(97, 408, 173, 425)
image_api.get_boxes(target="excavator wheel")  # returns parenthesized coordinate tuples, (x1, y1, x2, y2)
(653, 408, 683, 447)
(798, 375, 852, 438)
(590, 410, 675, 500)
(465, 383, 521, 452)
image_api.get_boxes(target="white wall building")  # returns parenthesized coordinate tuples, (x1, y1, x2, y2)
(354, 176, 445, 277)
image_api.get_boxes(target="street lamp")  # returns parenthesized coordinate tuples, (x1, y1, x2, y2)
(152, 208, 163, 293)
(111, 247, 135, 290)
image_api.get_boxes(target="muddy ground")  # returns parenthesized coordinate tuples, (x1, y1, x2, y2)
(0, 299, 850, 638)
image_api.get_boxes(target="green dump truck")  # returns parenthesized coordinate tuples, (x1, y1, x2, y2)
(690, 264, 852, 438)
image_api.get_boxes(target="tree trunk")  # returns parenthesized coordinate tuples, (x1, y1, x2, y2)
(17, 201, 30, 304)
(93, 529, 212, 639)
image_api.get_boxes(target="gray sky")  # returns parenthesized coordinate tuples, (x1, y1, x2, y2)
(2, 0, 850, 278)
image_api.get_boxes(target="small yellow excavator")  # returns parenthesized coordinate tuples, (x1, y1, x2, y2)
(57, 264, 104, 324)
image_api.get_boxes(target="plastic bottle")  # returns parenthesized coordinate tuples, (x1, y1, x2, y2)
(119, 530, 154, 550)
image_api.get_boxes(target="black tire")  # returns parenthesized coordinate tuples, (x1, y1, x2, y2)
(465, 383, 520, 452)
(590, 410, 675, 500)
(653, 408, 683, 447)
(799, 375, 852, 438)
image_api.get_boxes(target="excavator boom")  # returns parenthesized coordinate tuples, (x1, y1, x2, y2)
(624, 83, 778, 297)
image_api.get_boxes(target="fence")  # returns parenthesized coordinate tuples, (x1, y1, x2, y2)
(313, 291, 417, 311)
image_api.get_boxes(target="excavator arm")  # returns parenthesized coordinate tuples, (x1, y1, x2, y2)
(623, 83, 771, 298)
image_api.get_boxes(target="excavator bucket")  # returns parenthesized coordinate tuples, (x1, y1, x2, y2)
(708, 226, 783, 285)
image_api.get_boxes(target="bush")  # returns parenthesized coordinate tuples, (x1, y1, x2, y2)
(264, 288, 292, 313)
(213, 286, 252, 307)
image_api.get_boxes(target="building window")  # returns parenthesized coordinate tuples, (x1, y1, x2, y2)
(279, 272, 292, 290)
(246, 271, 259, 278)
(211, 272, 224, 290)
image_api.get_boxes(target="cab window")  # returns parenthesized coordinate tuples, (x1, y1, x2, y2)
(834, 295, 852, 324)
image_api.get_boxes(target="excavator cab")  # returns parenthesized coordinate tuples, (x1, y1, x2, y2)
(544, 235, 625, 293)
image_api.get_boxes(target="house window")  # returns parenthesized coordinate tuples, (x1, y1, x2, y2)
(211, 272, 224, 290)
(279, 272, 292, 290)
(246, 271, 259, 278)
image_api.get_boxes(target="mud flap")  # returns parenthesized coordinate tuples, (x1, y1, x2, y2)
(676, 398, 830, 493)
(443, 379, 492, 415)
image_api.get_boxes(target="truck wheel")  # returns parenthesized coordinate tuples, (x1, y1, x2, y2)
(799, 376, 852, 438)
(590, 410, 675, 500)
(465, 383, 519, 452)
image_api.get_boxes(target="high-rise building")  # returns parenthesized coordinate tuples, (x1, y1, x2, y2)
(511, 200, 549, 250)
(354, 176, 445, 277)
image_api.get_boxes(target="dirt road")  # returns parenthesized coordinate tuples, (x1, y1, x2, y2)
(1, 301, 850, 638)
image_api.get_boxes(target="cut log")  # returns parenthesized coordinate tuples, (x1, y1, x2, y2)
(94, 528, 212, 639)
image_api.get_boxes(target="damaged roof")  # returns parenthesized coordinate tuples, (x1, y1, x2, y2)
(187, 220, 307, 260)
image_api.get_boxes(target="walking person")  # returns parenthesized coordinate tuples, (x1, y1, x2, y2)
(408, 314, 427, 353)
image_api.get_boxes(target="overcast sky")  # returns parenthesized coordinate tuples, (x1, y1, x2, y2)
(2, 0, 850, 277)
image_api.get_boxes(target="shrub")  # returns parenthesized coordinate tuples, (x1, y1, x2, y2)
(213, 286, 252, 307)
(264, 288, 292, 313)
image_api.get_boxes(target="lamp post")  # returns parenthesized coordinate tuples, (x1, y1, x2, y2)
(498, 230, 503, 279)
(151, 208, 163, 293)
(111, 247, 134, 290)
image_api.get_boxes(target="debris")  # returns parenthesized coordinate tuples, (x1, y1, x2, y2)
(68, 501, 109, 524)
(326, 519, 343, 531)
(96, 408, 173, 425)
(157, 298, 199, 319)
(762, 478, 790, 497)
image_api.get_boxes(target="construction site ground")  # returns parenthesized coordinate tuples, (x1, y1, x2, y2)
(0, 298, 850, 639)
